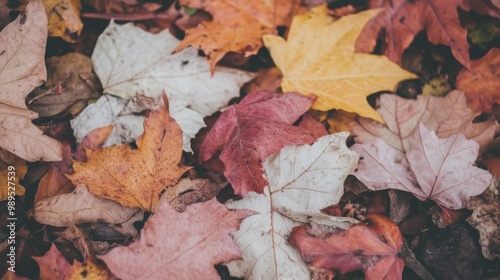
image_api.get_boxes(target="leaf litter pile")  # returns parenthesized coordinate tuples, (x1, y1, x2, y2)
(1, 0, 500, 279)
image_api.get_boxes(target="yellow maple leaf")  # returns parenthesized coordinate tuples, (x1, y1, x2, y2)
(263, 6, 417, 123)
(68, 96, 190, 212)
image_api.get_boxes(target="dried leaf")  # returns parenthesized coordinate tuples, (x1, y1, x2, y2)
(264, 5, 416, 123)
(352, 123, 493, 209)
(69, 98, 190, 211)
(291, 214, 404, 279)
(100, 198, 249, 280)
(0, 0, 62, 162)
(200, 91, 315, 196)
(226, 133, 359, 279)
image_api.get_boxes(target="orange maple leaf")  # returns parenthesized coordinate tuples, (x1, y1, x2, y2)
(68, 95, 190, 211)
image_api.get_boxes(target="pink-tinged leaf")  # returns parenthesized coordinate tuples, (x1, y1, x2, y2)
(290, 214, 404, 280)
(353, 123, 493, 209)
(199, 91, 315, 196)
(100, 198, 249, 280)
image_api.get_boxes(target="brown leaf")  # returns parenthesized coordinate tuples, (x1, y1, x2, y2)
(69, 96, 190, 211)
(100, 198, 249, 280)
(290, 214, 404, 279)
(456, 48, 500, 113)
(0, 0, 62, 162)
(352, 123, 493, 209)
(199, 91, 315, 196)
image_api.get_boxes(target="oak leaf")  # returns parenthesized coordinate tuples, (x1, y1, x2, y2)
(33, 244, 109, 280)
(456, 48, 500, 113)
(226, 133, 359, 279)
(68, 96, 190, 211)
(0, 0, 62, 162)
(467, 177, 500, 259)
(199, 91, 316, 196)
(263, 5, 416, 123)
(100, 198, 249, 280)
(290, 214, 404, 280)
(175, 0, 302, 71)
(352, 123, 493, 209)
(34, 185, 142, 227)
(351, 90, 497, 159)
(92, 21, 253, 117)
(71, 94, 204, 152)
(355, 0, 500, 68)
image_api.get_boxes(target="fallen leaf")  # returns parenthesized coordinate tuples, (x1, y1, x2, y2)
(34, 185, 141, 227)
(467, 177, 500, 259)
(199, 91, 316, 196)
(175, 0, 302, 71)
(0, 156, 27, 201)
(44, 0, 82, 42)
(164, 178, 225, 212)
(28, 53, 100, 118)
(264, 5, 416, 123)
(33, 244, 109, 280)
(69, 96, 190, 211)
(355, 0, 500, 68)
(0, 0, 62, 162)
(290, 214, 404, 279)
(71, 94, 204, 152)
(456, 48, 500, 113)
(226, 133, 359, 279)
(92, 21, 253, 117)
(352, 123, 493, 209)
(100, 198, 249, 280)
(351, 90, 497, 159)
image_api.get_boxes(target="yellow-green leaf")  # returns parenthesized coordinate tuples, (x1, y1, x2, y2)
(263, 5, 417, 123)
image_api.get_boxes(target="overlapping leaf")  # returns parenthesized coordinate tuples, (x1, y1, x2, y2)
(264, 5, 416, 122)
(352, 123, 492, 209)
(200, 91, 315, 196)
(226, 133, 359, 279)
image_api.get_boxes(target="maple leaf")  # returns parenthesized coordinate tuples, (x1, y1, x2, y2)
(199, 91, 316, 196)
(44, 0, 82, 42)
(71, 95, 204, 152)
(33, 244, 109, 280)
(34, 185, 141, 226)
(226, 133, 359, 279)
(355, 0, 500, 68)
(352, 123, 493, 209)
(351, 90, 497, 159)
(92, 21, 253, 117)
(456, 48, 500, 113)
(467, 177, 500, 259)
(68, 96, 190, 211)
(0, 0, 62, 162)
(290, 214, 404, 279)
(175, 0, 302, 71)
(263, 5, 416, 123)
(100, 198, 249, 280)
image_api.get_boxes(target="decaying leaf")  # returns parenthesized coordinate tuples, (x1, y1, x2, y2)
(0, 156, 27, 201)
(456, 48, 500, 113)
(467, 177, 500, 259)
(226, 133, 359, 279)
(264, 5, 416, 123)
(69, 97, 190, 211)
(71, 94, 204, 153)
(100, 198, 249, 280)
(175, 0, 302, 71)
(351, 90, 497, 158)
(33, 244, 109, 280)
(353, 123, 492, 209)
(200, 91, 315, 196)
(34, 185, 142, 227)
(291, 214, 404, 279)
(0, 0, 62, 162)
(28, 53, 100, 118)
(92, 21, 253, 117)
(356, 0, 500, 68)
